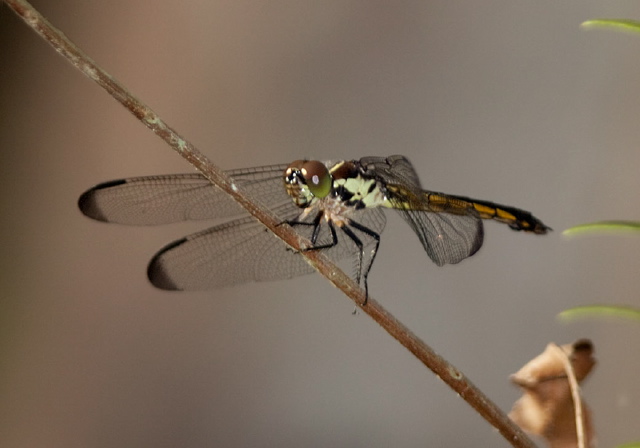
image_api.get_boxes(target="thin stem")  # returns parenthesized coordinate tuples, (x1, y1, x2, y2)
(552, 343, 586, 448)
(6, 1, 536, 446)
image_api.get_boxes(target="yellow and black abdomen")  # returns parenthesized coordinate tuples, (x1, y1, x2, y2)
(425, 192, 550, 234)
(382, 183, 550, 235)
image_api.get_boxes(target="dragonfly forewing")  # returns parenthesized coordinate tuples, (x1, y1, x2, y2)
(78, 164, 291, 225)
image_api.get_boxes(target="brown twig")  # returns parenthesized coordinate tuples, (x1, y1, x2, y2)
(5, 1, 536, 446)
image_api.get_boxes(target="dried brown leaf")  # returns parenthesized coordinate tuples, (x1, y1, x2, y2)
(509, 339, 596, 448)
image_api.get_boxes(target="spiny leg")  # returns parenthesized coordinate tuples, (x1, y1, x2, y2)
(285, 211, 339, 251)
(339, 220, 381, 306)
(338, 225, 364, 284)
(349, 220, 381, 303)
(285, 213, 381, 306)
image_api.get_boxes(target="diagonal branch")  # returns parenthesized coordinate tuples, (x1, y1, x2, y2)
(5, 1, 536, 446)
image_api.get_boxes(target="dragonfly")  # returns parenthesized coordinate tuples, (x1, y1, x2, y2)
(79, 155, 550, 301)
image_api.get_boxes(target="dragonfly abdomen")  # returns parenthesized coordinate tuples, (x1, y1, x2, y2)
(448, 195, 550, 234)
(397, 189, 549, 235)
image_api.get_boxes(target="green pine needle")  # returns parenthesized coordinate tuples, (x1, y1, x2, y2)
(563, 221, 640, 237)
(558, 305, 640, 322)
(581, 19, 640, 34)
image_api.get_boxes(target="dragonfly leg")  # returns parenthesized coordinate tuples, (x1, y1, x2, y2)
(302, 220, 338, 251)
(342, 220, 381, 306)
(338, 224, 366, 305)
(285, 212, 339, 251)
(287, 213, 380, 306)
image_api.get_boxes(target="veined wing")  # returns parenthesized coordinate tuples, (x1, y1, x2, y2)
(149, 206, 387, 290)
(387, 185, 485, 266)
(359, 155, 423, 190)
(78, 164, 292, 225)
(149, 214, 315, 289)
(358, 155, 484, 266)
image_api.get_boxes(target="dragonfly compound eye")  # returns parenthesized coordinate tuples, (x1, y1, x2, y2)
(301, 161, 331, 198)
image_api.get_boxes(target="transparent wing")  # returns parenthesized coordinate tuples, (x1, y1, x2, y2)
(358, 155, 423, 190)
(359, 155, 484, 266)
(78, 164, 292, 225)
(396, 208, 483, 266)
(149, 206, 387, 290)
(148, 215, 315, 290)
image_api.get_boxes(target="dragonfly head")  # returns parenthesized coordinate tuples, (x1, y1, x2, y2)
(284, 160, 332, 208)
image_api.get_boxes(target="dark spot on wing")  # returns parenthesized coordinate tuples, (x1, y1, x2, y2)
(78, 179, 128, 221)
(147, 237, 187, 290)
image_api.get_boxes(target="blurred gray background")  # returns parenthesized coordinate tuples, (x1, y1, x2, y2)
(2, 1, 640, 447)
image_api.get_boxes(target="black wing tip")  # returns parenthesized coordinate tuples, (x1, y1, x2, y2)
(92, 179, 129, 190)
(78, 189, 105, 221)
(147, 238, 188, 291)
(78, 179, 128, 221)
